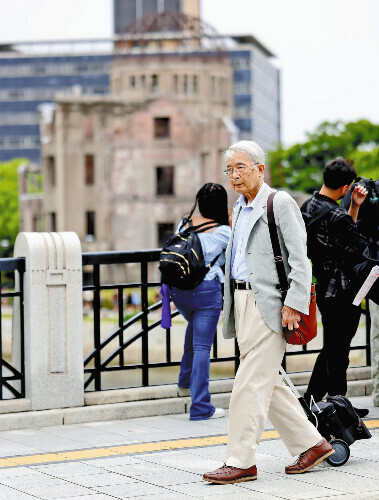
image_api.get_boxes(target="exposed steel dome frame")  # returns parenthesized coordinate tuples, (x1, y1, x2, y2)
(115, 12, 226, 54)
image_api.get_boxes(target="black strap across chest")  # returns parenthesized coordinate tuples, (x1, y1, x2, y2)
(182, 218, 223, 268)
(267, 192, 289, 300)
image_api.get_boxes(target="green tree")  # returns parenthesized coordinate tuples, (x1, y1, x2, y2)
(0, 159, 24, 257)
(269, 119, 379, 193)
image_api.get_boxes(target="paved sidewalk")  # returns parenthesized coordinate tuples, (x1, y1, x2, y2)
(0, 395, 377, 499)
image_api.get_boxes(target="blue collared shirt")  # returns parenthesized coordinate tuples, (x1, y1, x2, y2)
(231, 187, 262, 281)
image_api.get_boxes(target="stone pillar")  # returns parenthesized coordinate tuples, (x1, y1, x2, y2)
(14, 232, 83, 410)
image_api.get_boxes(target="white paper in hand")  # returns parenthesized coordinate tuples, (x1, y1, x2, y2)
(352, 265, 379, 306)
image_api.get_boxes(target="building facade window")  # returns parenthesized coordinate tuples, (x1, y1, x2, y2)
(183, 75, 188, 94)
(154, 117, 170, 138)
(50, 212, 56, 232)
(32, 215, 40, 232)
(85, 154, 95, 185)
(157, 222, 174, 247)
(172, 75, 178, 93)
(47, 156, 55, 187)
(156, 166, 174, 195)
(151, 74, 158, 93)
(193, 75, 198, 95)
(234, 106, 251, 119)
(211, 76, 216, 98)
(83, 116, 94, 139)
(86, 211, 95, 241)
(130, 75, 136, 88)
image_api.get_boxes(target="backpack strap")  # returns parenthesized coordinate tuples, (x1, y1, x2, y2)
(193, 222, 221, 233)
(209, 251, 222, 269)
(182, 220, 221, 233)
(267, 192, 289, 300)
(179, 219, 223, 269)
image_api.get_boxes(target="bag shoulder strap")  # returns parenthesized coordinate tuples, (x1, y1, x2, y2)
(267, 192, 289, 299)
(194, 222, 221, 233)
(182, 220, 221, 234)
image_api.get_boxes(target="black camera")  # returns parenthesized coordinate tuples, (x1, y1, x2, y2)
(341, 177, 379, 242)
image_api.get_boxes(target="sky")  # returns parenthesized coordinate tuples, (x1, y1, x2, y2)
(0, 0, 378, 146)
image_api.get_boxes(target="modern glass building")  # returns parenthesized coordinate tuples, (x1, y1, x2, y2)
(0, 42, 111, 162)
(228, 38, 281, 152)
(0, 33, 280, 163)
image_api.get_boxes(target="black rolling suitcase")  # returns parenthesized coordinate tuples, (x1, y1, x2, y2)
(280, 367, 371, 466)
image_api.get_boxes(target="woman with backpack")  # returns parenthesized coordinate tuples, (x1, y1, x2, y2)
(162, 183, 231, 420)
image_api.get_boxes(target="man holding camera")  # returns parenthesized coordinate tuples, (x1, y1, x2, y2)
(301, 158, 369, 415)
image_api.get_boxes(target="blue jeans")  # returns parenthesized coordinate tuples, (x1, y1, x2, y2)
(171, 279, 223, 420)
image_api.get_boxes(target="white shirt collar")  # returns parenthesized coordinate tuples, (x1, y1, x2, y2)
(233, 183, 264, 209)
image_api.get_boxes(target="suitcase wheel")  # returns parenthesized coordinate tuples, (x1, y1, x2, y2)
(326, 439, 350, 466)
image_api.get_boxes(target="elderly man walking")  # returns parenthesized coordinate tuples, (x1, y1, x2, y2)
(203, 141, 334, 484)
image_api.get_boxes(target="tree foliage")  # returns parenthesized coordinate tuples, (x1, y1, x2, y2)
(269, 119, 379, 193)
(0, 159, 24, 257)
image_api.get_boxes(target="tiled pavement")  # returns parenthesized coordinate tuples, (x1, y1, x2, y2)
(0, 395, 377, 499)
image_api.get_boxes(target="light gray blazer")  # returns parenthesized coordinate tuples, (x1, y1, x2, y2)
(222, 182, 312, 338)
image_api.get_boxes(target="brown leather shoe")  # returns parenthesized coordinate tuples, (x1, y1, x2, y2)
(203, 463, 257, 484)
(285, 438, 335, 474)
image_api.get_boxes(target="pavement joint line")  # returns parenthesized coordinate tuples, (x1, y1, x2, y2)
(0, 419, 377, 469)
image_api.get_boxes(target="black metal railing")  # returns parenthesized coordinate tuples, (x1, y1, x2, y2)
(82, 250, 239, 391)
(0, 257, 25, 399)
(82, 250, 371, 391)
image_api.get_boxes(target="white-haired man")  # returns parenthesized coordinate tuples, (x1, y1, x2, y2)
(203, 141, 334, 484)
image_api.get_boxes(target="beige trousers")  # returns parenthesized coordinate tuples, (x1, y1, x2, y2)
(226, 289, 322, 469)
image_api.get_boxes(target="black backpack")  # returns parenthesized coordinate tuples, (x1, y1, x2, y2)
(159, 219, 221, 290)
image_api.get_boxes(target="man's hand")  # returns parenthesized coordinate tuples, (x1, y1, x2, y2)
(281, 305, 301, 331)
(351, 185, 368, 207)
(349, 185, 368, 222)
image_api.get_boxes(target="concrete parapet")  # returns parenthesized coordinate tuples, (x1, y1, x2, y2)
(0, 399, 31, 414)
(64, 399, 186, 425)
(84, 379, 235, 406)
(0, 409, 63, 431)
(0, 375, 372, 431)
(13, 232, 84, 411)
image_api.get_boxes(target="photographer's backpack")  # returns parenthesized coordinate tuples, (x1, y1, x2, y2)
(341, 177, 379, 304)
(159, 219, 221, 290)
(341, 176, 379, 243)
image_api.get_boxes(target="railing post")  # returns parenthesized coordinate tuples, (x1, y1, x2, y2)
(92, 264, 101, 391)
(366, 301, 371, 366)
(0, 271, 3, 401)
(19, 264, 26, 398)
(141, 259, 149, 386)
(14, 232, 84, 410)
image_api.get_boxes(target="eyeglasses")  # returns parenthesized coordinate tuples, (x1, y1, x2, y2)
(223, 163, 259, 178)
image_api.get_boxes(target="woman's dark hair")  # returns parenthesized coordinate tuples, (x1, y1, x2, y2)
(185, 183, 229, 226)
(323, 157, 357, 189)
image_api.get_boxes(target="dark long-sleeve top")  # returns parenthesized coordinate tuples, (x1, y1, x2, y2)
(301, 192, 368, 298)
